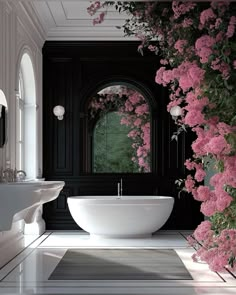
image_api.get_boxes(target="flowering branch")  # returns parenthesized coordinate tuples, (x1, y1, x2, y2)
(88, 1, 236, 272)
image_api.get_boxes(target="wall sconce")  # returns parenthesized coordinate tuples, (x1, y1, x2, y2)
(170, 105, 182, 121)
(53, 105, 65, 120)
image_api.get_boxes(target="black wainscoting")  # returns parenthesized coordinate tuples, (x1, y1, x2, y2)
(43, 41, 203, 230)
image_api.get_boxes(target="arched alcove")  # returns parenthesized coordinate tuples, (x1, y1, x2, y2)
(16, 52, 37, 178)
(80, 77, 158, 174)
(87, 83, 151, 173)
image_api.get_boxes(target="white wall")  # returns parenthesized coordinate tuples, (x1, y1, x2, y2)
(0, 1, 45, 244)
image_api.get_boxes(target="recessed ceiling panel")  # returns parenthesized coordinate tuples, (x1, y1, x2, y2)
(28, 0, 136, 40)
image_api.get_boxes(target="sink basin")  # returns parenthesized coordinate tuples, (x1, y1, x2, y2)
(0, 180, 65, 231)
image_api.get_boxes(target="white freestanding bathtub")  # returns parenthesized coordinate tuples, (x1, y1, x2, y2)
(67, 196, 174, 238)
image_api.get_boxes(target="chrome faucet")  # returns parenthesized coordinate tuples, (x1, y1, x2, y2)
(117, 178, 123, 198)
(117, 182, 120, 198)
(1, 168, 26, 182)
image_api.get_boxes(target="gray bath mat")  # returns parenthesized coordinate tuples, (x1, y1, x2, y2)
(48, 249, 192, 280)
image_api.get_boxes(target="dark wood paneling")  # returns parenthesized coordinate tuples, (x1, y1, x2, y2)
(43, 41, 203, 230)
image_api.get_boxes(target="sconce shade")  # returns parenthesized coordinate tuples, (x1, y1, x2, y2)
(53, 105, 65, 120)
(170, 105, 182, 117)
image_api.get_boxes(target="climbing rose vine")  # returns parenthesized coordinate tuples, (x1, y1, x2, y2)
(88, 1, 236, 272)
(88, 85, 151, 172)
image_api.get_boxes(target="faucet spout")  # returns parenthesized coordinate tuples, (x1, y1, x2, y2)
(117, 182, 120, 198)
(117, 178, 123, 199)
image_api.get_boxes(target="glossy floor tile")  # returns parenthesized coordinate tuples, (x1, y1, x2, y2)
(0, 231, 235, 294)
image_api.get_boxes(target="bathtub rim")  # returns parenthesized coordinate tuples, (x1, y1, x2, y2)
(67, 195, 174, 205)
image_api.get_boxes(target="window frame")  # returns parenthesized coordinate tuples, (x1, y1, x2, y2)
(82, 80, 157, 175)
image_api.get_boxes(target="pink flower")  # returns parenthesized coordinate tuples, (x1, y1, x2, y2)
(155, 67, 167, 86)
(162, 70, 174, 84)
(93, 12, 106, 25)
(195, 35, 215, 63)
(128, 130, 139, 138)
(200, 199, 217, 216)
(196, 186, 211, 201)
(172, 1, 196, 19)
(205, 135, 231, 155)
(184, 110, 205, 127)
(209, 254, 229, 272)
(120, 117, 130, 126)
(129, 93, 143, 105)
(210, 173, 223, 187)
(135, 104, 149, 115)
(215, 18, 222, 29)
(87, 1, 102, 16)
(217, 122, 234, 135)
(184, 159, 195, 170)
(134, 118, 142, 127)
(216, 189, 232, 212)
(185, 175, 195, 192)
(148, 45, 157, 52)
(125, 100, 134, 112)
(178, 62, 205, 91)
(193, 220, 213, 241)
(227, 16, 236, 38)
(195, 167, 206, 182)
(233, 60, 236, 69)
(182, 18, 193, 28)
(226, 25, 235, 38)
(174, 39, 187, 54)
(160, 59, 168, 65)
(200, 8, 216, 25)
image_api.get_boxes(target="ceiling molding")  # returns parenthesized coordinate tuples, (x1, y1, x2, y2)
(29, 0, 136, 41)
(7, 1, 139, 41)
(18, 1, 46, 46)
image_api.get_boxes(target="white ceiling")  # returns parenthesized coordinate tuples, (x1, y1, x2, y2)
(23, 1, 135, 40)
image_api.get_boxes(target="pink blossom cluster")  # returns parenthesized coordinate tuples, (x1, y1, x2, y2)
(192, 225, 236, 272)
(195, 35, 215, 64)
(156, 62, 205, 92)
(155, 2, 236, 271)
(121, 93, 150, 172)
(172, 1, 196, 19)
(211, 58, 230, 79)
(183, 90, 209, 127)
(87, 1, 101, 16)
(226, 16, 236, 38)
(200, 8, 216, 25)
(191, 122, 232, 157)
(174, 39, 187, 54)
(93, 12, 106, 25)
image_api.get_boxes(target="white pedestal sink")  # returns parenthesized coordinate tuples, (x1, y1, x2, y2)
(0, 180, 65, 233)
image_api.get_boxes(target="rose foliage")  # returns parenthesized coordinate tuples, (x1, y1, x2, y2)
(88, 1, 236, 272)
(88, 86, 151, 172)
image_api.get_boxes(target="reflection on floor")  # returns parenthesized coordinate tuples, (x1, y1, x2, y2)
(0, 231, 235, 294)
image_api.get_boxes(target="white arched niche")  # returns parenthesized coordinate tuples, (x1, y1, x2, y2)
(16, 52, 37, 179)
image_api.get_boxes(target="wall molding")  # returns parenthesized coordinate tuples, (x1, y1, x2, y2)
(0, 0, 44, 239)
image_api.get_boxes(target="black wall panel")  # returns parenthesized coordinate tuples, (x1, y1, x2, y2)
(43, 41, 202, 230)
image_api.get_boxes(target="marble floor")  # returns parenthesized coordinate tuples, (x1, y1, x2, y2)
(0, 230, 235, 294)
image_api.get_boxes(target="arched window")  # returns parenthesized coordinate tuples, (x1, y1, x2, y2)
(89, 84, 151, 173)
(16, 53, 37, 178)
